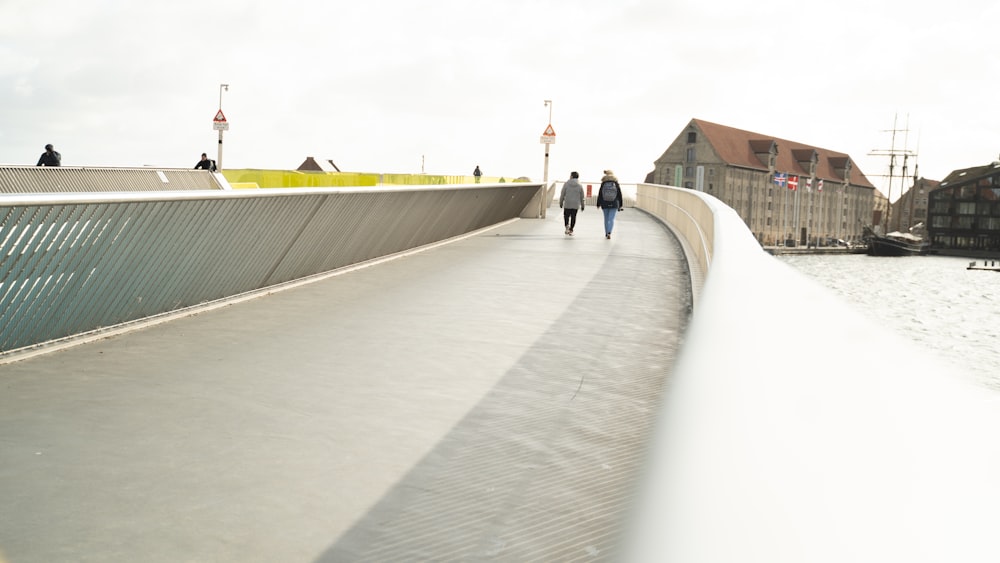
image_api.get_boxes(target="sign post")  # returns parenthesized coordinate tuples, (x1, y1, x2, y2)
(540, 123, 556, 218)
(213, 109, 229, 171)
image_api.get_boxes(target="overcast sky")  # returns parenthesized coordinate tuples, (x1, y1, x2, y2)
(2, 0, 997, 197)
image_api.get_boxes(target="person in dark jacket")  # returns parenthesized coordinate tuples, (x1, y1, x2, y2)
(596, 169, 623, 239)
(36, 144, 61, 166)
(194, 153, 216, 171)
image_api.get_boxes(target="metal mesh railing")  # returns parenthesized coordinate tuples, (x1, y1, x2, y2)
(0, 183, 540, 354)
(0, 166, 226, 194)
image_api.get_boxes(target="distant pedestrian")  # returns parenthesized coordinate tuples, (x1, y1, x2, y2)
(596, 170, 623, 239)
(473, 165, 482, 183)
(194, 153, 216, 171)
(559, 171, 585, 235)
(36, 144, 61, 167)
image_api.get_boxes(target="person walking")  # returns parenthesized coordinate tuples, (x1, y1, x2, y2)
(473, 165, 482, 183)
(558, 171, 585, 235)
(36, 144, 61, 167)
(596, 169, 623, 239)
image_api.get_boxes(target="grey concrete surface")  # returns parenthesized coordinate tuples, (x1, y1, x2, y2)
(0, 208, 692, 562)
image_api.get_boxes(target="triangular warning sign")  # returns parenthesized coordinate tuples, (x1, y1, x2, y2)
(542, 124, 556, 136)
(213, 110, 227, 122)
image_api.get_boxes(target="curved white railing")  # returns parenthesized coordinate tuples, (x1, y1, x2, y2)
(636, 183, 717, 304)
(630, 183, 1000, 562)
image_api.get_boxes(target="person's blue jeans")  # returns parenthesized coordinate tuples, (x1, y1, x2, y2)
(602, 206, 618, 235)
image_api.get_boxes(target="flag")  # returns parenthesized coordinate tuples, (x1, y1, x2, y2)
(818, 179, 824, 192)
(805, 178, 812, 192)
(788, 175, 798, 191)
(774, 172, 787, 187)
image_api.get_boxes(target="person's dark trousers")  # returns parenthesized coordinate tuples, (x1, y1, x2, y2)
(564, 208, 579, 230)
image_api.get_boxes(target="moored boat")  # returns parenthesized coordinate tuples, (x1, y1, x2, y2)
(867, 230, 928, 256)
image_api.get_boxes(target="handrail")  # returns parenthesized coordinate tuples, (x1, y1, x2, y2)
(629, 183, 1000, 562)
(0, 165, 226, 193)
(636, 183, 719, 305)
(0, 183, 542, 357)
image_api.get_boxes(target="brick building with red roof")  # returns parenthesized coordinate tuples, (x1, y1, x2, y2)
(647, 118, 877, 246)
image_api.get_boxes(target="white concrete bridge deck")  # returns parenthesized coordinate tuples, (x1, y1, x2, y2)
(0, 208, 692, 562)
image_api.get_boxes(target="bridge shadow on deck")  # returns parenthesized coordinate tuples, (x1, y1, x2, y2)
(320, 213, 691, 562)
(0, 210, 691, 562)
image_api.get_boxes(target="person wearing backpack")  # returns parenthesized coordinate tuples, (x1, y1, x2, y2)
(596, 169, 623, 239)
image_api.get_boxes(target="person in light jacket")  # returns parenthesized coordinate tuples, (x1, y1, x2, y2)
(559, 171, 585, 235)
(596, 169, 623, 239)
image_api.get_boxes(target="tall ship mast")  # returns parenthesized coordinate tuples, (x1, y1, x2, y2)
(868, 114, 916, 233)
(865, 115, 927, 256)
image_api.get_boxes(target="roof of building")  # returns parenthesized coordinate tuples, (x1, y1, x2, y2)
(915, 177, 941, 190)
(297, 157, 341, 172)
(939, 161, 1000, 186)
(689, 118, 876, 188)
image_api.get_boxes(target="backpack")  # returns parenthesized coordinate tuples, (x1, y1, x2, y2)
(600, 180, 618, 204)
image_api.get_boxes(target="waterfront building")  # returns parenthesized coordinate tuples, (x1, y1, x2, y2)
(872, 189, 888, 232)
(646, 118, 877, 246)
(889, 176, 938, 234)
(927, 161, 1000, 252)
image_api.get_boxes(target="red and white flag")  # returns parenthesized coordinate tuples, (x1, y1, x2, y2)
(817, 179, 824, 192)
(805, 178, 812, 192)
(788, 175, 799, 191)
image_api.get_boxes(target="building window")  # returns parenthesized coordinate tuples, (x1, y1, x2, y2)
(687, 132, 697, 143)
(686, 148, 695, 162)
(685, 167, 693, 178)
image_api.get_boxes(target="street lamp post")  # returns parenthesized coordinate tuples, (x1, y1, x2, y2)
(217, 83, 229, 170)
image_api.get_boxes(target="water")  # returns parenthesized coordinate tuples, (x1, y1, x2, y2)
(778, 253, 1000, 390)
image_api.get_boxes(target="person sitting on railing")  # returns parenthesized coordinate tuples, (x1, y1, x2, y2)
(36, 144, 61, 167)
(194, 153, 217, 172)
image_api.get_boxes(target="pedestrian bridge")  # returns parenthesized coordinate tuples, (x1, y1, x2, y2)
(1, 172, 1000, 562)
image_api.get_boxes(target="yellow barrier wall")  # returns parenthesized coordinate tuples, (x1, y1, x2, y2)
(221, 170, 528, 189)
(221, 170, 378, 189)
